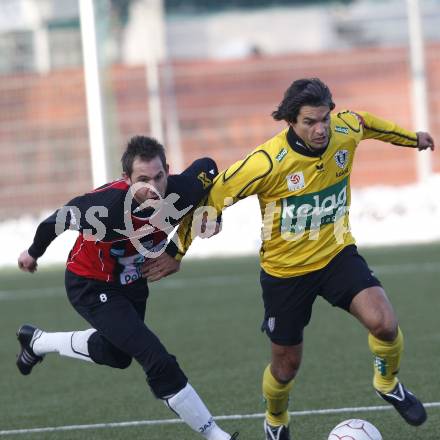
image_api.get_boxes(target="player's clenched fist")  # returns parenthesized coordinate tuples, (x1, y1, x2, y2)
(416, 131, 435, 151)
(18, 250, 38, 273)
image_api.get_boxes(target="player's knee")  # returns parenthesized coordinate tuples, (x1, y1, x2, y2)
(272, 364, 299, 383)
(271, 345, 302, 382)
(271, 356, 301, 382)
(88, 332, 132, 369)
(144, 353, 188, 399)
(369, 317, 398, 341)
(111, 355, 132, 369)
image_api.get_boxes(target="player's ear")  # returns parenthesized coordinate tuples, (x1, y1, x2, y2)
(165, 164, 170, 176)
(122, 172, 131, 185)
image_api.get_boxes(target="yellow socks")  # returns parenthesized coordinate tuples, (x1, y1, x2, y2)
(368, 327, 404, 393)
(262, 364, 294, 427)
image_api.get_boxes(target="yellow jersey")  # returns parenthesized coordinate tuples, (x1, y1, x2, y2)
(175, 111, 418, 277)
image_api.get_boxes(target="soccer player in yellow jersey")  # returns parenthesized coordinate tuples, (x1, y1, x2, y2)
(143, 78, 435, 440)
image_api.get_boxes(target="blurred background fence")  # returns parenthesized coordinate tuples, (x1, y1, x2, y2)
(0, 0, 439, 219)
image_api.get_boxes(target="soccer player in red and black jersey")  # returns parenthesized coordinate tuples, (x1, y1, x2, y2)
(16, 136, 238, 440)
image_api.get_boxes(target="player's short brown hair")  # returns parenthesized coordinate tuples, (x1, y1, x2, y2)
(121, 136, 166, 176)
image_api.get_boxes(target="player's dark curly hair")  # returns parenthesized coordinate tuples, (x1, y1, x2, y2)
(272, 78, 335, 123)
(121, 136, 166, 176)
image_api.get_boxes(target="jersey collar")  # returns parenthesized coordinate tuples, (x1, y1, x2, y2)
(286, 126, 328, 158)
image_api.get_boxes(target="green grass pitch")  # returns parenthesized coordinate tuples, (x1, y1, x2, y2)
(0, 243, 439, 439)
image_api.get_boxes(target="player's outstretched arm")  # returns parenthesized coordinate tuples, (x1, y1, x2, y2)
(356, 111, 436, 153)
(170, 150, 273, 259)
(145, 150, 273, 281)
(18, 250, 38, 273)
(355, 111, 419, 147)
(416, 131, 435, 151)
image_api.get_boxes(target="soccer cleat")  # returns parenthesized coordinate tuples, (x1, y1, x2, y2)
(16, 324, 44, 375)
(230, 433, 240, 439)
(376, 382, 427, 426)
(264, 420, 291, 440)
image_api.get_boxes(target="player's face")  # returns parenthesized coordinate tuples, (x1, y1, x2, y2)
(124, 156, 169, 205)
(290, 105, 331, 150)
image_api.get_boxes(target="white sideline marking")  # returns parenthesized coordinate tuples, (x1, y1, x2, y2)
(371, 261, 440, 275)
(0, 402, 439, 436)
(0, 275, 255, 301)
(1, 261, 439, 301)
(0, 286, 62, 300)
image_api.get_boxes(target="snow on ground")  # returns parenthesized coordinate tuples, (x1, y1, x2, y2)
(1, 175, 439, 268)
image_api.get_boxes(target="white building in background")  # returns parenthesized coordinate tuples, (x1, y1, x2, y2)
(1, 0, 440, 72)
(128, 0, 440, 62)
(0, 0, 81, 73)
(165, 6, 335, 60)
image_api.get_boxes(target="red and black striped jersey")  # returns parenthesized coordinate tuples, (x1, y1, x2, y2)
(28, 158, 217, 285)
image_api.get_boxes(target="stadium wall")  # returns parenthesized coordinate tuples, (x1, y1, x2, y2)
(1, 44, 439, 220)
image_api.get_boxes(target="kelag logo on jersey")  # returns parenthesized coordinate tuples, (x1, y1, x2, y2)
(280, 177, 348, 234)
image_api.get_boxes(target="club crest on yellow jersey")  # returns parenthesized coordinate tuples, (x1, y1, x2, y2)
(334, 150, 349, 169)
